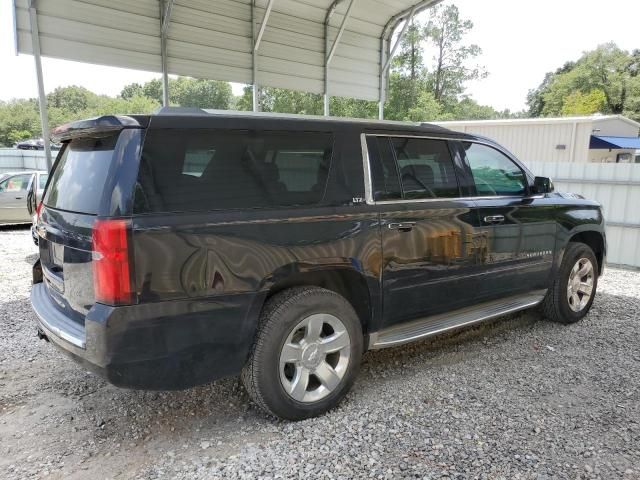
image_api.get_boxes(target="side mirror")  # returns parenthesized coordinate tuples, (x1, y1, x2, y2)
(533, 176, 554, 194)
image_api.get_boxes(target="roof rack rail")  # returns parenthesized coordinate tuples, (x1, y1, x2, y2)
(164, 108, 426, 127)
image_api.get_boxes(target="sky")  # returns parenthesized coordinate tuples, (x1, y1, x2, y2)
(1, 0, 639, 112)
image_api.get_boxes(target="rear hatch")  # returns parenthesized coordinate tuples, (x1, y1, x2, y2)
(37, 116, 145, 330)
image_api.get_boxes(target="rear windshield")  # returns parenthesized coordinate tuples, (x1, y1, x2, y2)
(134, 129, 333, 213)
(43, 135, 118, 214)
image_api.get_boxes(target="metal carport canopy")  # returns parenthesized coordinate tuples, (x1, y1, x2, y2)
(14, 0, 440, 107)
(13, 0, 443, 168)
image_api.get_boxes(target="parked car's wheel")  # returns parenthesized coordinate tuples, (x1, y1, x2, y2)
(241, 287, 363, 420)
(541, 242, 598, 324)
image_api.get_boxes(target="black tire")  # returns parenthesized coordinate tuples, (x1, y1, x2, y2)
(541, 242, 599, 324)
(241, 287, 363, 420)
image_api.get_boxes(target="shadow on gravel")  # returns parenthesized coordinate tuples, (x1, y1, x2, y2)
(362, 290, 640, 374)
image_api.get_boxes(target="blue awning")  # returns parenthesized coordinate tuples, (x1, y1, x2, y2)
(590, 135, 640, 149)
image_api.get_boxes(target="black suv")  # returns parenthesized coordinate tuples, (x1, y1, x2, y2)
(31, 109, 606, 420)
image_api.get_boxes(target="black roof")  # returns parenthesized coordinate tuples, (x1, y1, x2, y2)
(142, 107, 472, 138)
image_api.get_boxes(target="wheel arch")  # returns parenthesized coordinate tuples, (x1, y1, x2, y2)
(259, 263, 376, 336)
(567, 230, 606, 275)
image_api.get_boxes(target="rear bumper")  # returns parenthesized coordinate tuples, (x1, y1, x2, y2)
(31, 283, 262, 390)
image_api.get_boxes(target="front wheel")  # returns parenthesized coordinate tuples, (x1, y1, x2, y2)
(241, 287, 363, 420)
(541, 242, 599, 324)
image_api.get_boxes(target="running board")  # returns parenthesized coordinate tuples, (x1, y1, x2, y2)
(368, 290, 547, 350)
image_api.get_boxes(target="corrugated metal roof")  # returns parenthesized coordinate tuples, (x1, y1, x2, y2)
(590, 135, 640, 150)
(13, 0, 436, 101)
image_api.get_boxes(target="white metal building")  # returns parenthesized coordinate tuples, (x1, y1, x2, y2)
(436, 115, 640, 165)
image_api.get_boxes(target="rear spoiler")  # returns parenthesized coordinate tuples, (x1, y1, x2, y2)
(51, 115, 145, 143)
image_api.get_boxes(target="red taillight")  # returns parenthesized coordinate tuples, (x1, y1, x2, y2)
(36, 201, 43, 222)
(92, 219, 134, 305)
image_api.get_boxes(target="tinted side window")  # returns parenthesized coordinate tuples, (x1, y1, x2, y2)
(135, 129, 333, 213)
(366, 136, 401, 201)
(463, 142, 526, 196)
(273, 149, 325, 192)
(391, 137, 459, 199)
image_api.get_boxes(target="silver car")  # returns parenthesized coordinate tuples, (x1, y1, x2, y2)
(0, 171, 48, 224)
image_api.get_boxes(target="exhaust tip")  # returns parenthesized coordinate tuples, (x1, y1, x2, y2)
(37, 328, 49, 342)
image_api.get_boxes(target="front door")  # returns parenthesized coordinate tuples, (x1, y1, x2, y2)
(455, 141, 557, 299)
(0, 173, 33, 223)
(365, 134, 486, 328)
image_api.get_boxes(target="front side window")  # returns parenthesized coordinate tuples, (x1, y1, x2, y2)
(463, 142, 527, 197)
(135, 129, 333, 213)
(0, 174, 32, 192)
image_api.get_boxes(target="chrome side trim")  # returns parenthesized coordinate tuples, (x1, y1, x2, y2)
(368, 289, 547, 350)
(368, 133, 504, 148)
(372, 195, 525, 205)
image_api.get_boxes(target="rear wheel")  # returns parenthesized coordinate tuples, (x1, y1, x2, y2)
(541, 242, 598, 324)
(241, 287, 363, 420)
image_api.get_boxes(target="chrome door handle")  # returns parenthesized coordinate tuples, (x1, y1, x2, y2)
(388, 222, 416, 231)
(483, 215, 505, 224)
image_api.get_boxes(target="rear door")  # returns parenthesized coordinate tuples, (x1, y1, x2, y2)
(366, 134, 486, 328)
(454, 140, 556, 298)
(0, 173, 33, 222)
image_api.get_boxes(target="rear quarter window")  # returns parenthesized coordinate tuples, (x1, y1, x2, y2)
(134, 129, 334, 213)
(43, 135, 118, 214)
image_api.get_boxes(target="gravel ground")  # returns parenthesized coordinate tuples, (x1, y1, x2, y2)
(1, 227, 639, 479)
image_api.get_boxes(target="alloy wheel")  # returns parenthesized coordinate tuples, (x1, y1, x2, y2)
(279, 313, 351, 403)
(567, 257, 595, 312)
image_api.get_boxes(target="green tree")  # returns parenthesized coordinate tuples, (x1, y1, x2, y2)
(236, 85, 254, 111)
(330, 97, 378, 119)
(122, 77, 233, 109)
(383, 5, 488, 121)
(446, 97, 502, 120)
(385, 20, 429, 120)
(120, 83, 144, 100)
(393, 22, 427, 81)
(47, 86, 94, 114)
(171, 77, 233, 109)
(527, 44, 640, 121)
(0, 99, 40, 146)
(560, 90, 607, 116)
(406, 90, 441, 121)
(526, 62, 576, 116)
(143, 79, 164, 104)
(424, 4, 485, 103)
